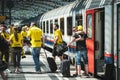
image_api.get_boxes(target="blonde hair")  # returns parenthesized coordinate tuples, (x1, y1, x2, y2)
(77, 25, 83, 31)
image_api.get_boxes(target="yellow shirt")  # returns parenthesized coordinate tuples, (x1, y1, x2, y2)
(21, 31, 27, 37)
(27, 26, 43, 47)
(1, 32, 10, 40)
(10, 33, 23, 47)
(54, 29, 63, 45)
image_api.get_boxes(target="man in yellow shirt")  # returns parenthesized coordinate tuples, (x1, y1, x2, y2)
(53, 24, 63, 61)
(27, 22, 44, 73)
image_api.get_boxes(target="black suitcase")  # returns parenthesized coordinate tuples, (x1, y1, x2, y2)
(43, 49, 57, 72)
(103, 64, 115, 80)
(60, 54, 70, 77)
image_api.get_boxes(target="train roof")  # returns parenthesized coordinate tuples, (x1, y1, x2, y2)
(41, 0, 112, 20)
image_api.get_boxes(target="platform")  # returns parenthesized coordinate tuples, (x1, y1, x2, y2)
(1, 49, 99, 80)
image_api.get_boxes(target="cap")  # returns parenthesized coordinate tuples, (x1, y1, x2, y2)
(77, 25, 83, 31)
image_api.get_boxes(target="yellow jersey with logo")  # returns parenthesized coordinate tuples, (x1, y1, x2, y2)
(1, 32, 10, 40)
(27, 26, 43, 47)
(21, 31, 27, 37)
(10, 33, 23, 47)
(54, 29, 63, 45)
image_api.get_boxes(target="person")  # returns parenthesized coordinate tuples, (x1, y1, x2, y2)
(0, 72, 6, 80)
(52, 24, 63, 61)
(0, 25, 10, 63)
(27, 22, 44, 73)
(67, 25, 89, 77)
(21, 26, 28, 58)
(0, 25, 7, 80)
(8, 25, 23, 73)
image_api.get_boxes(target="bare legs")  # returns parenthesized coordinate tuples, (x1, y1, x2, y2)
(0, 72, 6, 80)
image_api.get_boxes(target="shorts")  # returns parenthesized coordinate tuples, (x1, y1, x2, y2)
(52, 47, 63, 57)
(76, 50, 88, 65)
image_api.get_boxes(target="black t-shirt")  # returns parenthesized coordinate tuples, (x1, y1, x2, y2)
(73, 33, 87, 51)
(0, 34, 9, 52)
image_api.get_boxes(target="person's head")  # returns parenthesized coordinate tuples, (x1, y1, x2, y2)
(1, 25, 7, 32)
(77, 25, 83, 31)
(30, 22, 36, 28)
(13, 25, 18, 33)
(72, 26, 78, 32)
(53, 24, 59, 30)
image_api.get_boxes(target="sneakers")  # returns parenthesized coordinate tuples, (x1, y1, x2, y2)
(77, 75, 82, 77)
(22, 56, 26, 58)
(6, 69, 11, 73)
(14, 69, 20, 73)
(73, 73, 78, 77)
(86, 74, 90, 78)
(36, 70, 42, 74)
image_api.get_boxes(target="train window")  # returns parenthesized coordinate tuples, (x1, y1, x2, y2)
(55, 19, 58, 24)
(60, 18, 64, 35)
(87, 14, 92, 38)
(46, 21, 49, 33)
(43, 21, 45, 33)
(67, 17, 72, 36)
(76, 15, 82, 26)
(50, 20, 53, 34)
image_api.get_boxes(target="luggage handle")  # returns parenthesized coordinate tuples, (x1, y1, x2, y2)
(43, 48, 48, 59)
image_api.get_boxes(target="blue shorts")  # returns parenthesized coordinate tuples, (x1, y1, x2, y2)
(76, 50, 88, 65)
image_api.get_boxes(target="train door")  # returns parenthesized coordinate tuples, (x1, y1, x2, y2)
(86, 9, 95, 74)
(86, 9, 105, 76)
(94, 9, 105, 77)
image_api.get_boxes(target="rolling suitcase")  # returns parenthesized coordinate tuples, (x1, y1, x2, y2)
(43, 49, 57, 72)
(104, 64, 115, 80)
(60, 54, 70, 77)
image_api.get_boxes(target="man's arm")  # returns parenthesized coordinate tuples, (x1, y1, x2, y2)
(67, 37, 76, 47)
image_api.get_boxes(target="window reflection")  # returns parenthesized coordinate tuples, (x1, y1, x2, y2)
(87, 14, 92, 38)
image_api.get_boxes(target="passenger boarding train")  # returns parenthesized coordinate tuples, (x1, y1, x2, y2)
(39, 0, 120, 79)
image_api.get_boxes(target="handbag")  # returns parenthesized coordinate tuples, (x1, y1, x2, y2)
(56, 41, 68, 53)
(0, 61, 8, 72)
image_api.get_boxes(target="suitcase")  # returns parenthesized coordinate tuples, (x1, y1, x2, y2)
(60, 54, 70, 77)
(43, 49, 57, 72)
(104, 64, 115, 80)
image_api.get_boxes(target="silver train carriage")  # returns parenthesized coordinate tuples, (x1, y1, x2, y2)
(39, 0, 120, 79)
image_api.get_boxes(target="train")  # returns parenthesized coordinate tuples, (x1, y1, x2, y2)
(39, 0, 120, 79)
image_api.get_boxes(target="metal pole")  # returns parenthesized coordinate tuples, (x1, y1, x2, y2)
(9, 8, 11, 25)
(1, 0, 4, 15)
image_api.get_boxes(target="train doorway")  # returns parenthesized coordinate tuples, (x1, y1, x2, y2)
(86, 8, 105, 78)
(117, 4, 120, 80)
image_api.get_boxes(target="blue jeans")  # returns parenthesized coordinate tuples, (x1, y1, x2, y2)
(76, 50, 88, 65)
(31, 47, 41, 71)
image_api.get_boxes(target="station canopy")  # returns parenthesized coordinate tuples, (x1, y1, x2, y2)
(41, 0, 112, 20)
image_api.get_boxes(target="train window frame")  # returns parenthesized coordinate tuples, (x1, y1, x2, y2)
(46, 21, 49, 33)
(67, 16, 72, 36)
(55, 19, 58, 24)
(40, 22, 42, 29)
(76, 15, 83, 26)
(43, 21, 45, 33)
(60, 18, 64, 35)
(86, 14, 92, 38)
(50, 20, 53, 34)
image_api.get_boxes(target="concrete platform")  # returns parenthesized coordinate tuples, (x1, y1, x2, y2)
(1, 49, 99, 80)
